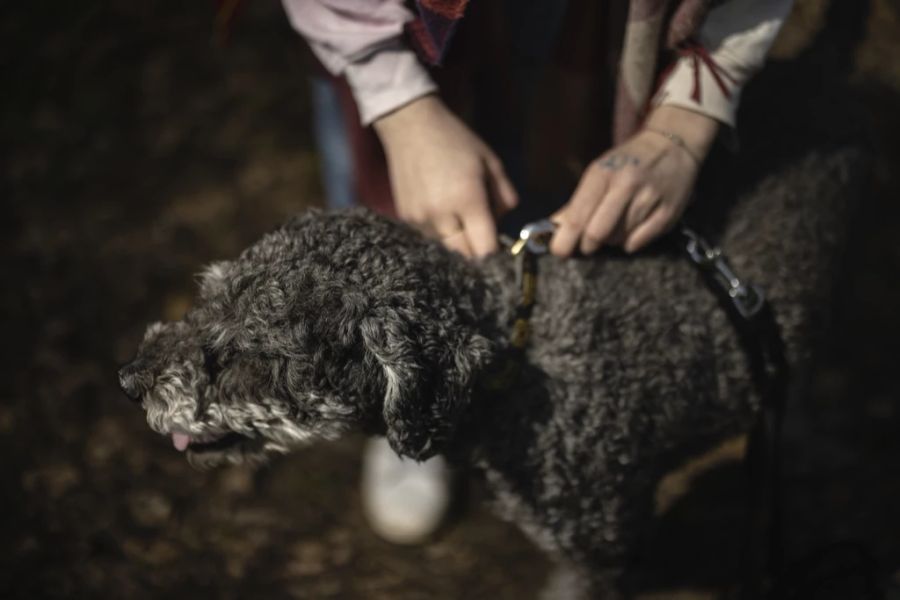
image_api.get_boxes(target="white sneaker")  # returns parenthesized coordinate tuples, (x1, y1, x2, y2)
(361, 437, 451, 545)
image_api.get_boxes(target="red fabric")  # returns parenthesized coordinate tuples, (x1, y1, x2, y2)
(406, 19, 441, 65)
(656, 38, 738, 104)
(406, 0, 471, 64)
(417, 0, 470, 19)
(685, 40, 738, 101)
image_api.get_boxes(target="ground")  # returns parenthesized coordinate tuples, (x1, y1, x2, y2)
(3, 1, 900, 598)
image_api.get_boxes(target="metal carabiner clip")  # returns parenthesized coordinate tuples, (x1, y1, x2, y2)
(510, 219, 557, 256)
(681, 225, 766, 319)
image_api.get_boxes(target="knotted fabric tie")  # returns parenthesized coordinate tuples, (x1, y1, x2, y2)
(677, 38, 738, 103)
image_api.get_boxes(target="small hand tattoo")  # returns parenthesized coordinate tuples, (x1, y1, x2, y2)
(598, 154, 640, 170)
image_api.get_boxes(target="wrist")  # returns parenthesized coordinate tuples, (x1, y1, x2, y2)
(373, 93, 442, 145)
(644, 105, 720, 161)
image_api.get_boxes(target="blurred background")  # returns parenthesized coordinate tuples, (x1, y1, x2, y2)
(2, 0, 900, 598)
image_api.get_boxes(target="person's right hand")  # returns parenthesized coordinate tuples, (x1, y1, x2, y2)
(373, 95, 518, 258)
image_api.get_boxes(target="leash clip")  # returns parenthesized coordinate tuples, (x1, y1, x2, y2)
(510, 219, 556, 256)
(682, 226, 765, 319)
(508, 219, 556, 349)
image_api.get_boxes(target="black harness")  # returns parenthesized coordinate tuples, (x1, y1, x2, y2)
(677, 224, 788, 598)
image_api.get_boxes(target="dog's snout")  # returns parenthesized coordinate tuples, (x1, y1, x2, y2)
(118, 360, 152, 402)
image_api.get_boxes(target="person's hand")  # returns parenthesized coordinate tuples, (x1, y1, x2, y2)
(550, 106, 720, 256)
(373, 95, 518, 258)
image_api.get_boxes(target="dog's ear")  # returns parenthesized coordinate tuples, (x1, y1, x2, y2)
(360, 313, 492, 461)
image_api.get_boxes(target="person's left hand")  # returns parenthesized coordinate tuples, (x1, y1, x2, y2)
(550, 105, 720, 256)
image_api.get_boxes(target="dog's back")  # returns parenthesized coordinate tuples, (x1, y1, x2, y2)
(700, 101, 867, 368)
(466, 95, 868, 586)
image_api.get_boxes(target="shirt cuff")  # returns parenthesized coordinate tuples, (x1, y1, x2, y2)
(344, 43, 438, 126)
(653, 55, 742, 127)
(653, 0, 792, 127)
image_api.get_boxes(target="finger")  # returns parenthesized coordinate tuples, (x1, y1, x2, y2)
(623, 206, 674, 253)
(579, 177, 638, 255)
(484, 156, 519, 216)
(605, 185, 659, 246)
(459, 196, 499, 258)
(550, 162, 612, 257)
(442, 230, 475, 257)
(605, 188, 655, 247)
(434, 216, 474, 257)
(623, 186, 661, 233)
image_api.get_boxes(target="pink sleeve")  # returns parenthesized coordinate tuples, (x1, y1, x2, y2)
(282, 0, 437, 125)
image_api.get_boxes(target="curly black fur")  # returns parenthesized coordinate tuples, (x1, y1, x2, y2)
(120, 135, 865, 597)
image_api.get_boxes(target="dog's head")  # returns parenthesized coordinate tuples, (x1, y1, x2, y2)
(117, 317, 322, 469)
(119, 210, 497, 468)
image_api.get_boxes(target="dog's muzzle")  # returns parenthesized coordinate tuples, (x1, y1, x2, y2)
(118, 359, 153, 402)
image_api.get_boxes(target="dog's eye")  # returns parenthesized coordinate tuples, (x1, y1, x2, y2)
(202, 345, 224, 385)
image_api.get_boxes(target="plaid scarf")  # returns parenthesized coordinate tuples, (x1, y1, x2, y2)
(406, 0, 727, 143)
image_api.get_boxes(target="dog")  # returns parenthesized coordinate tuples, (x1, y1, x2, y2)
(118, 140, 862, 597)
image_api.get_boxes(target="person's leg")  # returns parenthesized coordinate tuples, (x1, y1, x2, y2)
(310, 76, 356, 209)
(310, 73, 396, 214)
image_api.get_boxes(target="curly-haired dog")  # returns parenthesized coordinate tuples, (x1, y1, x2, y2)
(118, 136, 862, 597)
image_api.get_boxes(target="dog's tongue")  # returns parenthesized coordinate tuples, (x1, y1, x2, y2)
(172, 432, 191, 452)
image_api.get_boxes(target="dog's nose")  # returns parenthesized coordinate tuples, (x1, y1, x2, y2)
(118, 360, 152, 402)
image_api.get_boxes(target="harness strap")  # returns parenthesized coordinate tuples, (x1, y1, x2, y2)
(676, 224, 789, 597)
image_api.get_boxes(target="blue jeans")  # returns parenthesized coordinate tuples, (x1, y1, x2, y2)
(310, 76, 355, 210)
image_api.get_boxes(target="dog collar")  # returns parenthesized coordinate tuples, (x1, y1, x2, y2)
(507, 219, 556, 349)
(481, 219, 555, 392)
